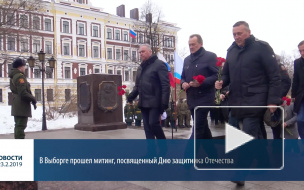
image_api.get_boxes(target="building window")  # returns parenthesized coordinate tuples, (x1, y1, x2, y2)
(44, 18, 52, 31)
(123, 31, 128, 41)
(115, 29, 120, 40)
(25, 67, 29, 78)
(64, 67, 71, 79)
(94, 68, 100, 73)
(78, 44, 85, 57)
(33, 40, 40, 53)
(20, 38, 28, 52)
(125, 70, 129, 81)
(0, 89, 2, 102)
(35, 89, 42, 101)
(108, 69, 113, 74)
(132, 51, 137, 62)
(46, 66, 53, 78)
(139, 34, 143, 44)
(116, 49, 121, 60)
(63, 43, 70, 55)
(78, 0, 83, 4)
(92, 25, 98, 37)
(7, 37, 15, 51)
(45, 41, 52, 54)
(62, 20, 70, 33)
(0, 36, 2, 50)
(78, 22, 85, 35)
(80, 68, 86, 76)
(47, 89, 53, 101)
(19, 14, 28, 28)
(0, 64, 2, 77)
(124, 50, 129, 61)
(65, 89, 71, 101)
(133, 70, 137, 82)
(107, 48, 112, 59)
(117, 70, 121, 75)
(164, 37, 173, 48)
(107, 28, 112, 39)
(34, 67, 41, 78)
(7, 13, 15, 26)
(92, 46, 99, 58)
(33, 16, 40, 30)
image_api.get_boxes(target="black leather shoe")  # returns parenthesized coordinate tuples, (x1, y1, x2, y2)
(231, 181, 245, 186)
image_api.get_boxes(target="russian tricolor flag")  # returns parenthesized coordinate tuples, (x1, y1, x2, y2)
(130, 29, 137, 39)
(174, 51, 183, 84)
(157, 52, 175, 88)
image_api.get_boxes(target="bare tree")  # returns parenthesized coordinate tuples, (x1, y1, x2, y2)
(134, 0, 176, 57)
(0, 0, 45, 36)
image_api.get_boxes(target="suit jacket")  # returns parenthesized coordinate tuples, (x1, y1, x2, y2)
(181, 47, 218, 109)
(291, 57, 304, 113)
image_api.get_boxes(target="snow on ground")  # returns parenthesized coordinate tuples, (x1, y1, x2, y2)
(0, 106, 77, 134)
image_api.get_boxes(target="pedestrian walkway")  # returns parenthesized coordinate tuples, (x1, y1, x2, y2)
(0, 123, 291, 190)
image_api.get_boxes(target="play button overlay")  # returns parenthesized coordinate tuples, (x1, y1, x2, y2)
(225, 123, 254, 153)
(193, 106, 284, 170)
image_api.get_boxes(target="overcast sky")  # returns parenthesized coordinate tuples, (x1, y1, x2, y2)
(91, 0, 303, 59)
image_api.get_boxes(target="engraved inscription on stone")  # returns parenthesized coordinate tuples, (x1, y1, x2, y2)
(78, 82, 91, 113)
(98, 81, 118, 112)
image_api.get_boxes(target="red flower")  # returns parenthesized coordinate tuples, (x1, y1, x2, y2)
(193, 75, 205, 85)
(282, 96, 291, 106)
(118, 89, 126, 96)
(122, 85, 127, 88)
(118, 86, 122, 90)
(216, 57, 226, 67)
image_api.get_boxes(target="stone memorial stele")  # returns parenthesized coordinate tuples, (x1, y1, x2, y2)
(74, 74, 127, 131)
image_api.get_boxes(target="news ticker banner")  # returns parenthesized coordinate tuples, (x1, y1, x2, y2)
(0, 139, 304, 181)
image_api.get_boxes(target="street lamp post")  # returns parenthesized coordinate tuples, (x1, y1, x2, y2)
(27, 50, 56, 131)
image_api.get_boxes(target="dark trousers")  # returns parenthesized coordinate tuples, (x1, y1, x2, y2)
(135, 120, 141, 126)
(141, 108, 166, 139)
(14, 116, 28, 139)
(240, 117, 264, 139)
(271, 125, 282, 139)
(190, 108, 212, 139)
(297, 100, 304, 139)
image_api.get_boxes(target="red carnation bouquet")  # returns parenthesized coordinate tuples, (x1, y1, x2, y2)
(193, 75, 205, 85)
(282, 96, 291, 106)
(215, 57, 226, 105)
(118, 85, 127, 96)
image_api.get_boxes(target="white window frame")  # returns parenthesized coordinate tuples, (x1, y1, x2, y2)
(0, 36, 2, 50)
(77, 22, 86, 35)
(44, 40, 53, 54)
(63, 63, 72, 79)
(115, 48, 121, 60)
(115, 29, 121, 40)
(7, 36, 16, 51)
(19, 14, 29, 28)
(62, 39, 72, 56)
(132, 50, 137, 62)
(6, 12, 16, 26)
(123, 49, 129, 61)
(78, 64, 87, 76)
(107, 47, 113, 60)
(62, 20, 70, 33)
(106, 28, 113, 39)
(93, 65, 101, 74)
(123, 31, 128, 42)
(44, 17, 53, 31)
(92, 25, 99, 37)
(107, 66, 113, 74)
(116, 68, 122, 75)
(92, 42, 100, 58)
(32, 15, 41, 30)
(32, 38, 41, 53)
(19, 37, 29, 52)
(124, 69, 130, 81)
(77, 40, 86, 57)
